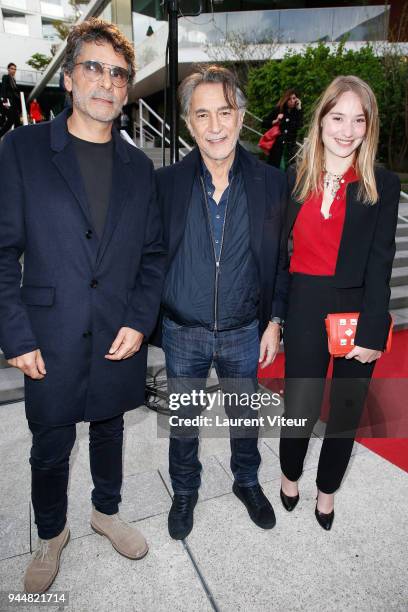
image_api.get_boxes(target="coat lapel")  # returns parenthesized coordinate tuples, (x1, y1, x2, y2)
(52, 141, 94, 230)
(50, 110, 133, 268)
(95, 131, 132, 268)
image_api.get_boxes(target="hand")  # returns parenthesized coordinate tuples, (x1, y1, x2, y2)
(259, 322, 281, 369)
(105, 327, 144, 361)
(345, 345, 382, 363)
(8, 349, 46, 380)
(272, 113, 284, 125)
(296, 98, 301, 110)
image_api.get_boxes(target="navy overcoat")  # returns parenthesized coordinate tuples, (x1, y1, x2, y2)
(0, 109, 166, 425)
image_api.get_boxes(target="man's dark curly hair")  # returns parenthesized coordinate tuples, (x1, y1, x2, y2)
(62, 18, 136, 84)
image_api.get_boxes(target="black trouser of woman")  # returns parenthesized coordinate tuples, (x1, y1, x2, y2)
(280, 273, 376, 494)
(267, 140, 298, 168)
(267, 139, 284, 168)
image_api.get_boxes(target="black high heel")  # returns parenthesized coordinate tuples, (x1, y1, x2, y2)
(315, 494, 334, 530)
(280, 488, 299, 512)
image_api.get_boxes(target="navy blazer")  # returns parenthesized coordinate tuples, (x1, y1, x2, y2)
(285, 166, 400, 350)
(150, 144, 290, 346)
(0, 109, 166, 425)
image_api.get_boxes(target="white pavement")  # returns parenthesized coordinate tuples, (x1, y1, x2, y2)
(1, 361, 408, 611)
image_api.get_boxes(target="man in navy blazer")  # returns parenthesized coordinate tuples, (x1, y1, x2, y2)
(153, 66, 289, 540)
(0, 19, 165, 592)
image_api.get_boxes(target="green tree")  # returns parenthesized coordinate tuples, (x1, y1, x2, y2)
(27, 53, 52, 72)
(246, 42, 408, 170)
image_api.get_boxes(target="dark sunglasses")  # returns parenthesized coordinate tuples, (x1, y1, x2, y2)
(75, 60, 130, 88)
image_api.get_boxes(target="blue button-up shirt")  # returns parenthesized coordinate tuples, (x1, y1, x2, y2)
(201, 159, 236, 261)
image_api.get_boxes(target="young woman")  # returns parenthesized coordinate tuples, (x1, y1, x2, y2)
(279, 76, 400, 530)
(261, 89, 303, 169)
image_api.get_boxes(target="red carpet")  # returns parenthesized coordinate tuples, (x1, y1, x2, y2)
(258, 330, 408, 472)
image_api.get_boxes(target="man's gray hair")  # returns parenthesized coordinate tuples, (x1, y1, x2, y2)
(178, 65, 247, 120)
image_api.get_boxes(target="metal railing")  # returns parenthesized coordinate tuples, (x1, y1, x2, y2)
(399, 191, 408, 223)
(138, 98, 192, 157)
(242, 109, 263, 137)
(137, 99, 265, 152)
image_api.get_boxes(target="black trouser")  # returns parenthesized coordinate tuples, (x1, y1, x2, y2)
(280, 274, 376, 494)
(29, 413, 124, 540)
(0, 106, 20, 138)
(267, 139, 284, 168)
(267, 139, 297, 169)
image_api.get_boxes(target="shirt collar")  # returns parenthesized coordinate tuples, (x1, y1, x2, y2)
(343, 164, 359, 184)
(200, 146, 240, 186)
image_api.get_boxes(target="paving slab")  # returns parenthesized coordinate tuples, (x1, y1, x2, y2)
(0, 553, 63, 612)
(0, 368, 24, 404)
(185, 450, 408, 612)
(122, 407, 170, 476)
(53, 515, 212, 612)
(0, 503, 30, 561)
(0, 402, 31, 508)
(31, 467, 171, 542)
(0, 514, 213, 612)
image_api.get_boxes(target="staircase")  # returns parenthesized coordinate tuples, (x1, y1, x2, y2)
(391, 199, 408, 314)
(1, 195, 407, 406)
(140, 147, 190, 169)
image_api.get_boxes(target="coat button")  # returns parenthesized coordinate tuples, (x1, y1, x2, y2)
(90, 279, 98, 288)
(86, 229, 93, 239)
(83, 331, 92, 338)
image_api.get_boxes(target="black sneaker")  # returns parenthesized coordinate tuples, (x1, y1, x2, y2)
(168, 492, 199, 540)
(233, 482, 276, 529)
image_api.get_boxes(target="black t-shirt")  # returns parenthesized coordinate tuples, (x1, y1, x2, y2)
(71, 134, 113, 239)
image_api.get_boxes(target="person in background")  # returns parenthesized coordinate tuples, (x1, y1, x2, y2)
(279, 75, 400, 530)
(0, 62, 21, 138)
(29, 98, 44, 123)
(262, 89, 302, 169)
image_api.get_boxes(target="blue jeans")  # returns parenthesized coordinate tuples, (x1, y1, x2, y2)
(162, 317, 261, 495)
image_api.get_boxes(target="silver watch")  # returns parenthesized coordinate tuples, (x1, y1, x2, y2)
(270, 317, 284, 327)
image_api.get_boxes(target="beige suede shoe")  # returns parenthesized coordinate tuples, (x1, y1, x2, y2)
(90, 508, 148, 560)
(24, 525, 70, 594)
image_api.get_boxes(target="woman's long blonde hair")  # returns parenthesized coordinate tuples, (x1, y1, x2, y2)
(294, 75, 379, 205)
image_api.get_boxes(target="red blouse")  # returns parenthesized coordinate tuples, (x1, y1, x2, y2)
(290, 166, 358, 276)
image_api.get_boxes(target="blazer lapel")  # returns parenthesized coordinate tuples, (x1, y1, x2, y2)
(285, 196, 302, 243)
(240, 147, 266, 263)
(168, 148, 199, 260)
(336, 181, 374, 262)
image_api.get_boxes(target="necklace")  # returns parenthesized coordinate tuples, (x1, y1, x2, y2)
(323, 169, 343, 198)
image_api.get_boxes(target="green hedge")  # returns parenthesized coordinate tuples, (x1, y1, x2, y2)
(246, 42, 408, 171)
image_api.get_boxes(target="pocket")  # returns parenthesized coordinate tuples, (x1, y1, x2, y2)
(21, 286, 55, 306)
(240, 319, 259, 330)
(163, 316, 182, 329)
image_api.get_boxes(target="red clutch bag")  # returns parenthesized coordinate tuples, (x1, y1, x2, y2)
(325, 313, 393, 357)
(258, 125, 281, 154)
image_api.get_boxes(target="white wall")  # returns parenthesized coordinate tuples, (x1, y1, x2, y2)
(0, 31, 55, 71)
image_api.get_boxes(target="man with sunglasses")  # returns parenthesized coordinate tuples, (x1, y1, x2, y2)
(0, 19, 165, 592)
